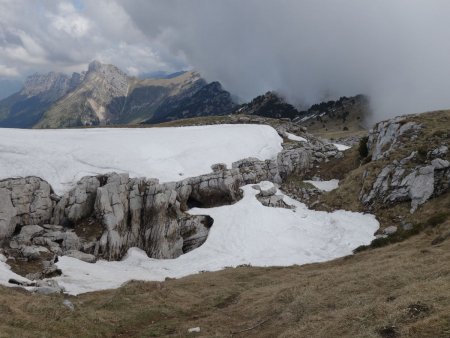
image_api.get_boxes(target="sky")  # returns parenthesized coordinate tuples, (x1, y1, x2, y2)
(1, 0, 450, 121)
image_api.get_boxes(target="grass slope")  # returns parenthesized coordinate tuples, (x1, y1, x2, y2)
(1, 224, 449, 337)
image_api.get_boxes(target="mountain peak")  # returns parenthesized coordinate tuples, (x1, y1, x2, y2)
(235, 91, 299, 119)
(88, 60, 103, 72)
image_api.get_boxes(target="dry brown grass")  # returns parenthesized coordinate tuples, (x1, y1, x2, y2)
(1, 225, 449, 338)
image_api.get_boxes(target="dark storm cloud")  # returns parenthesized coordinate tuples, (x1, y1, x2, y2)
(119, 0, 450, 123)
(0, 0, 180, 79)
(1, 0, 450, 123)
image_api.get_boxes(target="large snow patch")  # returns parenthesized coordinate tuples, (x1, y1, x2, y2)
(0, 125, 282, 194)
(52, 183, 378, 295)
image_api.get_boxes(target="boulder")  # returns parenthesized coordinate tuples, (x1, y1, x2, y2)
(383, 226, 398, 236)
(431, 158, 450, 170)
(21, 245, 49, 260)
(15, 225, 44, 244)
(61, 232, 81, 251)
(258, 181, 277, 197)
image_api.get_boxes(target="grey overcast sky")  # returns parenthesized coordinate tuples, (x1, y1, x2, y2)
(1, 0, 450, 120)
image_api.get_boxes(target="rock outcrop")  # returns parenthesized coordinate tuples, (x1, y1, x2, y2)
(367, 117, 421, 161)
(361, 114, 450, 212)
(0, 177, 54, 240)
(52, 144, 314, 260)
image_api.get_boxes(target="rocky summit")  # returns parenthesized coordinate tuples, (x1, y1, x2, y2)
(0, 61, 236, 128)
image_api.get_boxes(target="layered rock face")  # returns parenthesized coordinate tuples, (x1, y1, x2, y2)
(361, 115, 450, 212)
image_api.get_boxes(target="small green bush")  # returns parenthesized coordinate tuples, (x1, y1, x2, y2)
(358, 136, 369, 159)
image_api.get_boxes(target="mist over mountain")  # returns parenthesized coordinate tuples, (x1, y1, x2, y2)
(119, 0, 450, 124)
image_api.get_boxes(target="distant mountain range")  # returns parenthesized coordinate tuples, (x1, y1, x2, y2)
(0, 61, 236, 128)
(0, 61, 368, 129)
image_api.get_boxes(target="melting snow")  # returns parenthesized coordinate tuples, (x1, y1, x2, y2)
(0, 125, 282, 195)
(286, 132, 307, 142)
(333, 143, 351, 151)
(0, 259, 30, 288)
(304, 179, 340, 191)
(50, 182, 378, 295)
(0, 126, 378, 295)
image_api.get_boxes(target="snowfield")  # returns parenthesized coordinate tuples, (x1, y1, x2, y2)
(286, 132, 307, 142)
(305, 179, 340, 191)
(0, 125, 282, 195)
(0, 125, 379, 295)
(333, 143, 351, 151)
(51, 183, 378, 295)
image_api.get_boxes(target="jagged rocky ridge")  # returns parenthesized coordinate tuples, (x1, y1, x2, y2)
(0, 72, 84, 128)
(0, 129, 343, 274)
(0, 61, 236, 128)
(145, 81, 236, 123)
(235, 91, 299, 119)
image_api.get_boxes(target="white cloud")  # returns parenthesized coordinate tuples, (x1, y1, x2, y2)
(0, 64, 18, 77)
(49, 2, 91, 38)
(0, 0, 184, 80)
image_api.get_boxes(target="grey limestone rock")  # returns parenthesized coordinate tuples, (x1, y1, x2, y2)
(64, 250, 96, 263)
(0, 188, 17, 239)
(361, 117, 450, 213)
(21, 245, 49, 260)
(15, 225, 44, 244)
(367, 118, 421, 160)
(52, 176, 101, 226)
(383, 226, 398, 235)
(0, 177, 54, 240)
